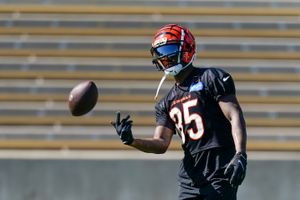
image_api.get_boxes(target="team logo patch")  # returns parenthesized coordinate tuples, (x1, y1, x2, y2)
(152, 37, 167, 47)
(189, 81, 204, 92)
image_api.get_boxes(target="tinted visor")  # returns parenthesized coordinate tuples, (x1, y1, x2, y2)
(151, 44, 180, 70)
(152, 44, 180, 57)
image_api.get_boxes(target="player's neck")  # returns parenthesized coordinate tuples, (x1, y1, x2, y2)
(174, 66, 194, 85)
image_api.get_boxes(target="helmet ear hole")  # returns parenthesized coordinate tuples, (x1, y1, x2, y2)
(185, 41, 194, 52)
(186, 45, 192, 52)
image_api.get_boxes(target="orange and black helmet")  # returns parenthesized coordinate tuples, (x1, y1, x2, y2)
(150, 24, 196, 76)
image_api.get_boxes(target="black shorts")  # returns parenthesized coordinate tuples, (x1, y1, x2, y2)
(177, 147, 237, 200)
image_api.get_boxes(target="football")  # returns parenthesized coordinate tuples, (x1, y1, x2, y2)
(68, 81, 98, 116)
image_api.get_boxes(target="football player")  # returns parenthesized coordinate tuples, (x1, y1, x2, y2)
(112, 24, 247, 200)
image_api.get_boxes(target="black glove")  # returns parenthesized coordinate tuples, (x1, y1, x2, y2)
(224, 152, 247, 187)
(111, 111, 134, 145)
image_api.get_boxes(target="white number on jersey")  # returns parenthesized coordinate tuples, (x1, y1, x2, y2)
(169, 98, 204, 144)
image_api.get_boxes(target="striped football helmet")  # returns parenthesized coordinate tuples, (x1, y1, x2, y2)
(150, 24, 196, 76)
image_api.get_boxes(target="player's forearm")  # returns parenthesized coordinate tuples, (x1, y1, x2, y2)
(130, 138, 169, 154)
(231, 112, 247, 153)
(220, 95, 247, 153)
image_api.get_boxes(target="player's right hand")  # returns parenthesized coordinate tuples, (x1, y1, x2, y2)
(111, 111, 134, 145)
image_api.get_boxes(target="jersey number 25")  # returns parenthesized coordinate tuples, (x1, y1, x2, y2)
(169, 98, 204, 144)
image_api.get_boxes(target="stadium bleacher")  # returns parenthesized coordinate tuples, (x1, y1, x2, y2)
(0, 0, 299, 151)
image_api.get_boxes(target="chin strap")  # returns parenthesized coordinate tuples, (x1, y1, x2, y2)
(154, 74, 167, 100)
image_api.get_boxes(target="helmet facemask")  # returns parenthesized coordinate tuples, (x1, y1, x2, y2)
(151, 43, 183, 76)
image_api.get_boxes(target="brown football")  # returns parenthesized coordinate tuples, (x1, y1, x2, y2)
(68, 81, 98, 116)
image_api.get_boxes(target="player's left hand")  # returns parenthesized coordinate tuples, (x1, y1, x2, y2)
(224, 152, 247, 187)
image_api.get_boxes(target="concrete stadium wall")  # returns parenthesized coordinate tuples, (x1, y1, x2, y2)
(0, 158, 299, 200)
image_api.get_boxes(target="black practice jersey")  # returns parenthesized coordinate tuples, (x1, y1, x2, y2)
(155, 67, 235, 155)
